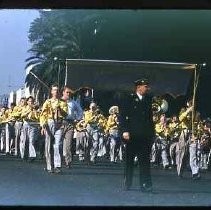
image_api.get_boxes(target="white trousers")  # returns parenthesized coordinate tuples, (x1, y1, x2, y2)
(0, 126, 6, 151)
(97, 132, 106, 157)
(169, 141, 178, 165)
(150, 136, 169, 167)
(14, 121, 23, 156)
(189, 142, 200, 175)
(5, 122, 15, 153)
(109, 129, 121, 162)
(45, 120, 62, 171)
(20, 122, 37, 159)
(86, 125, 99, 162)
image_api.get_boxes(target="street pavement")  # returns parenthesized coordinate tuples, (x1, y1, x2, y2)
(0, 154, 211, 206)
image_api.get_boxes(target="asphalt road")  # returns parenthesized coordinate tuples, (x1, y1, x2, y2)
(0, 154, 211, 206)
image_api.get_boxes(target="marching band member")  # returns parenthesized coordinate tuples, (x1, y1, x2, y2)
(20, 96, 39, 161)
(84, 102, 101, 163)
(4, 102, 16, 155)
(105, 106, 121, 163)
(168, 115, 180, 167)
(150, 115, 159, 166)
(75, 119, 90, 162)
(40, 84, 68, 174)
(176, 100, 201, 180)
(61, 86, 83, 168)
(0, 106, 7, 152)
(96, 109, 107, 159)
(198, 119, 211, 170)
(154, 114, 170, 169)
(12, 97, 26, 156)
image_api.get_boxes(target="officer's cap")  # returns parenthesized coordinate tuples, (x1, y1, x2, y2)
(134, 78, 149, 86)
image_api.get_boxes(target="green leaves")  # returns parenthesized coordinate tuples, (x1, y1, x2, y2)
(25, 10, 105, 100)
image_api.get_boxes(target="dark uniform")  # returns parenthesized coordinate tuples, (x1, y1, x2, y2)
(121, 79, 155, 192)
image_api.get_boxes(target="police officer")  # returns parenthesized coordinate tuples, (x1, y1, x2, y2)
(121, 78, 155, 192)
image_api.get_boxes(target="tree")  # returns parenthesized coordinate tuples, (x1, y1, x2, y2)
(25, 10, 106, 101)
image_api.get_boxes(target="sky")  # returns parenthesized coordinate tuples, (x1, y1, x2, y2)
(0, 9, 39, 95)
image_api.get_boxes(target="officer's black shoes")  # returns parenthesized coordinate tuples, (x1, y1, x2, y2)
(140, 183, 153, 193)
(192, 173, 201, 180)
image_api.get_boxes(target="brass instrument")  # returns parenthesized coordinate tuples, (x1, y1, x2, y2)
(76, 120, 87, 132)
(152, 96, 168, 115)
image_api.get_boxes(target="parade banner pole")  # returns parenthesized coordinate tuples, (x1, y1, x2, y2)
(191, 64, 201, 138)
(29, 71, 50, 91)
(65, 59, 68, 86)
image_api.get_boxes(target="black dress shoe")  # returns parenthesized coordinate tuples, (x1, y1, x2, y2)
(140, 184, 153, 193)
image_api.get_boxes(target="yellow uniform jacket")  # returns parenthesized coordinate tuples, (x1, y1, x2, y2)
(5, 108, 16, 123)
(179, 107, 192, 130)
(155, 122, 169, 138)
(0, 111, 7, 124)
(105, 114, 119, 133)
(84, 110, 99, 126)
(12, 105, 26, 121)
(21, 105, 40, 122)
(40, 98, 68, 127)
(168, 121, 181, 139)
(84, 110, 106, 130)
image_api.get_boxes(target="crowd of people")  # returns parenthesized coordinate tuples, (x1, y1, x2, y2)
(0, 85, 124, 174)
(0, 83, 210, 180)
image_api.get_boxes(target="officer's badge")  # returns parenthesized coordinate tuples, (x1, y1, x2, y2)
(135, 98, 139, 102)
